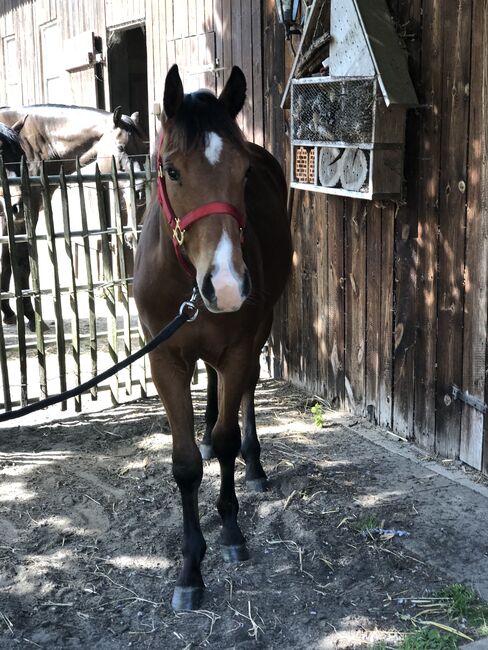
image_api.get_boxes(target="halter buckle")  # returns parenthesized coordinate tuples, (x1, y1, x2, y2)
(173, 219, 185, 246)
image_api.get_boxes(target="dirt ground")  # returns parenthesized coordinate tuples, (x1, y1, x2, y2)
(1, 379, 488, 649)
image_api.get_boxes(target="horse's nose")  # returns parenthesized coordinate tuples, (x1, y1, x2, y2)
(242, 269, 251, 300)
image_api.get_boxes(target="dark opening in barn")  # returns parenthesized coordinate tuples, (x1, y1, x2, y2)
(107, 25, 149, 137)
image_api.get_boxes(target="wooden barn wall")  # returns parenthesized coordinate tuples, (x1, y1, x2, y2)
(267, 0, 488, 474)
(145, 0, 263, 151)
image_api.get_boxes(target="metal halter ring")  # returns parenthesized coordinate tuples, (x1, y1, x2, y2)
(179, 300, 199, 322)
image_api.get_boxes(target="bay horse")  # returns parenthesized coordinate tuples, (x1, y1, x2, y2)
(133, 65, 292, 610)
(0, 104, 148, 331)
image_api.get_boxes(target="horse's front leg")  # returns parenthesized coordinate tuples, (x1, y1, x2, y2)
(150, 351, 206, 611)
(212, 356, 250, 562)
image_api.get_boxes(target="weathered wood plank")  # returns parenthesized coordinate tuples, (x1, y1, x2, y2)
(413, 0, 442, 451)
(251, 0, 264, 145)
(391, 0, 421, 438)
(316, 193, 329, 398)
(327, 195, 345, 407)
(345, 199, 366, 414)
(435, 0, 472, 459)
(365, 202, 382, 423)
(459, 0, 488, 471)
(379, 204, 394, 429)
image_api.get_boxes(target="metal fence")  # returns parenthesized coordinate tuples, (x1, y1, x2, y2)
(0, 156, 157, 414)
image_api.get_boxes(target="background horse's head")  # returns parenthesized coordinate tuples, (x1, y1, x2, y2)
(0, 118, 27, 216)
(95, 107, 147, 173)
(161, 65, 251, 313)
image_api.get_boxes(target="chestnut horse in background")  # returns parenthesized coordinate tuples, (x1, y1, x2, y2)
(134, 65, 292, 610)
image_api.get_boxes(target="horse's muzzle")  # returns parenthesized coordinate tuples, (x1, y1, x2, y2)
(200, 268, 251, 313)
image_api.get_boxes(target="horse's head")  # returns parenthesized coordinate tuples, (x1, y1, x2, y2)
(0, 118, 27, 217)
(160, 64, 252, 313)
(95, 108, 148, 174)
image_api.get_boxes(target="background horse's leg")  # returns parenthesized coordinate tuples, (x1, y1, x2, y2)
(0, 235, 16, 325)
(150, 353, 206, 611)
(241, 313, 274, 492)
(200, 362, 217, 459)
(212, 357, 250, 563)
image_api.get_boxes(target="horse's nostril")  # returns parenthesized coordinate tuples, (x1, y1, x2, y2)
(242, 270, 251, 299)
(201, 272, 215, 303)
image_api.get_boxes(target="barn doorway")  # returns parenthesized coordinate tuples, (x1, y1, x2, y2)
(107, 25, 149, 137)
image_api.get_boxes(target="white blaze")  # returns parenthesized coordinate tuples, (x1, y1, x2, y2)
(211, 231, 243, 312)
(204, 132, 223, 165)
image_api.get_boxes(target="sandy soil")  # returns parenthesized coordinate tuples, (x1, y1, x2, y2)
(0, 379, 487, 649)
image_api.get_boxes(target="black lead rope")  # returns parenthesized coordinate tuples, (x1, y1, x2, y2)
(0, 295, 199, 423)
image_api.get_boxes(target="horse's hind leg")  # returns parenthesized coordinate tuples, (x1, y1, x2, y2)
(212, 359, 250, 562)
(241, 357, 268, 493)
(150, 354, 206, 611)
(200, 363, 217, 460)
(240, 313, 273, 492)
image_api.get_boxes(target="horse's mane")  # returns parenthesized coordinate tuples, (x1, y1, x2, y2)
(165, 91, 246, 156)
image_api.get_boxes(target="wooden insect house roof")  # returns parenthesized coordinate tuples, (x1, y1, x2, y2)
(282, 0, 418, 109)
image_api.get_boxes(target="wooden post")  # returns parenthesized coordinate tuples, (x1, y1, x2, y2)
(60, 167, 81, 412)
(110, 157, 132, 397)
(76, 159, 98, 400)
(40, 161, 67, 409)
(95, 163, 119, 405)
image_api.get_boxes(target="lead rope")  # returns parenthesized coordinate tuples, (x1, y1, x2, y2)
(0, 289, 200, 423)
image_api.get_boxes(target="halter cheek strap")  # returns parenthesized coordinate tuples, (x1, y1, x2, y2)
(156, 132, 247, 276)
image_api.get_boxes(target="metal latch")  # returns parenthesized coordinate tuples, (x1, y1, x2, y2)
(449, 384, 488, 414)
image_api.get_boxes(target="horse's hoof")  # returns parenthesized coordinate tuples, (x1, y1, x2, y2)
(27, 319, 50, 333)
(3, 314, 16, 326)
(221, 543, 250, 563)
(171, 586, 204, 611)
(199, 443, 215, 460)
(246, 477, 268, 493)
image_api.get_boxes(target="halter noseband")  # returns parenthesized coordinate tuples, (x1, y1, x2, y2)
(156, 133, 247, 276)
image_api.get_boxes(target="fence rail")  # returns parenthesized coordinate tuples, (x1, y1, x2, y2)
(0, 156, 157, 415)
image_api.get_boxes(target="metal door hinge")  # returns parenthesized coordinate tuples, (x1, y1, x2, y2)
(449, 384, 487, 414)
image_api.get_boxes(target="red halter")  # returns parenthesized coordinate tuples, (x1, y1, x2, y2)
(156, 132, 247, 276)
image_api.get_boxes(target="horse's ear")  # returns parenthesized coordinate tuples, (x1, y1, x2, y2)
(113, 106, 123, 126)
(164, 64, 184, 120)
(12, 115, 28, 134)
(218, 66, 246, 119)
(130, 111, 140, 125)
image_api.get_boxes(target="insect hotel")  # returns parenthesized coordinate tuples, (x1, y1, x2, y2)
(285, 0, 418, 199)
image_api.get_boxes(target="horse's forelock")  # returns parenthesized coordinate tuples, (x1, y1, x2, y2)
(165, 91, 245, 157)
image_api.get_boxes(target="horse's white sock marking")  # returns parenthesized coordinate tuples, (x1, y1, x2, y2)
(205, 132, 223, 165)
(211, 231, 243, 311)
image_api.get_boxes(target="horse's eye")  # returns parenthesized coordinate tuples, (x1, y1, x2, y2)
(166, 166, 180, 182)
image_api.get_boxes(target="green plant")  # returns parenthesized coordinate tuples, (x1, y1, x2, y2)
(437, 583, 488, 633)
(399, 627, 457, 650)
(310, 402, 325, 427)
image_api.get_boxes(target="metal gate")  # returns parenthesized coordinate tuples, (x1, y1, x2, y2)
(0, 157, 156, 414)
